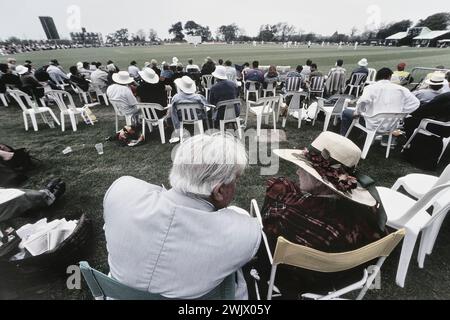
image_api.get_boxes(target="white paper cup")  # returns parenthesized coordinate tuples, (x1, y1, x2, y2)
(95, 143, 104, 155)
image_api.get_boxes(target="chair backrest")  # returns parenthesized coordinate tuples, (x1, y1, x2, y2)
(434, 164, 450, 187)
(7, 89, 38, 112)
(216, 98, 242, 121)
(363, 112, 407, 133)
(79, 261, 236, 300)
(202, 75, 214, 89)
(326, 71, 346, 93)
(253, 96, 280, 114)
(349, 73, 368, 87)
(46, 90, 77, 112)
(284, 91, 308, 111)
(392, 182, 450, 227)
(177, 102, 205, 123)
(109, 99, 129, 117)
(138, 103, 165, 122)
(285, 77, 302, 92)
(245, 80, 259, 91)
(272, 230, 405, 273)
(276, 66, 291, 74)
(265, 81, 276, 91)
(310, 76, 325, 92)
(367, 68, 377, 82)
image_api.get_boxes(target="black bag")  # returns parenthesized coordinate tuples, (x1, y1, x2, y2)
(0, 144, 37, 188)
(404, 133, 443, 170)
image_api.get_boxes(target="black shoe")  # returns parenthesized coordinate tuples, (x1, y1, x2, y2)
(44, 179, 66, 201)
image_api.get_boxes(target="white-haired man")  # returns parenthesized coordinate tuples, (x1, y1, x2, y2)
(103, 134, 261, 299)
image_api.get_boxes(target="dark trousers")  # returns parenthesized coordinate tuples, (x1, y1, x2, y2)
(0, 189, 48, 223)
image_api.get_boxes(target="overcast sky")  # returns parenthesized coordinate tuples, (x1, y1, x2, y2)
(0, 0, 448, 40)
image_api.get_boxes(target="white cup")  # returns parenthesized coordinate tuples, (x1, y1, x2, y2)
(95, 143, 104, 155)
(62, 147, 73, 155)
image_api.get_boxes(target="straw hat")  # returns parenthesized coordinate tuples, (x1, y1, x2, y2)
(425, 72, 446, 86)
(112, 71, 134, 85)
(139, 67, 159, 84)
(358, 58, 368, 67)
(212, 66, 228, 80)
(274, 132, 377, 207)
(15, 65, 29, 75)
(174, 76, 197, 94)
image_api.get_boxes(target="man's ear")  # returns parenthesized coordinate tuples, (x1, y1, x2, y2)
(211, 183, 224, 202)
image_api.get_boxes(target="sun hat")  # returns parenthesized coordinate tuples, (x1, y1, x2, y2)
(139, 67, 159, 84)
(358, 58, 368, 67)
(425, 72, 446, 86)
(212, 66, 228, 80)
(112, 71, 134, 85)
(15, 65, 29, 75)
(174, 76, 197, 94)
(274, 132, 377, 207)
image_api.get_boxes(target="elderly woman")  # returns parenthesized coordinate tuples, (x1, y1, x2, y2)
(263, 65, 279, 89)
(103, 134, 261, 299)
(251, 132, 388, 299)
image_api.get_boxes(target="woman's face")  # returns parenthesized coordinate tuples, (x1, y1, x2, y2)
(297, 168, 333, 195)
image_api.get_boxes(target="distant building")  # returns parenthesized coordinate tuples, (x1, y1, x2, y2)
(386, 27, 450, 47)
(70, 28, 104, 46)
(39, 16, 60, 40)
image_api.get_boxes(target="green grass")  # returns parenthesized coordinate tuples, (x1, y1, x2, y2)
(1, 45, 450, 300)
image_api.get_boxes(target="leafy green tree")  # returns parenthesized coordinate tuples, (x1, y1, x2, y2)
(416, 12, 450, 30)
(169, 22, 185, 41)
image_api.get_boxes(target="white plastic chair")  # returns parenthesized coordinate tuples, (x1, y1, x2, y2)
(245, 80, 260, 102)
(402, 119, 450, 164)
(0, 93, 8, 107)
(91, 83, 109, 106)
(71, 83, 93, 105)
(8, 89, 60, 131)
(262, 81, 277, 97)
(367, 68, 377, 84)
(346, 73, 367, 97)
(110, 99, 133, 133)
(202, 75, 214, 100)
(138, 103, 169, 144)
(215, 99, 243, 139)
(313, 97, 354, 132)
(245, 96, 279, 137)
(308, 76, 325, 100)
(249, 200, 405, 300)
(281, 91, 308, 129)
(46, 90, 94, 132)
(345, 112, 408, 159)
(376, 182, 450, 287)
(176, 102, 207, 142)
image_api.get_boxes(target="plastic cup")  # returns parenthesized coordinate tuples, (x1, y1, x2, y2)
(95, 143, 104, 155)
(62, 147, 73, 155)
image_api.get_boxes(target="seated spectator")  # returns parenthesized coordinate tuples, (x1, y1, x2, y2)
(350, 58, 369, 78)
(107, 71, 140, 125)
(16, 65, 44, 99)
(106, 64, 118, 86)
(300, 59, 313, 78)
(136, 68, 168, 114)
(79, 62, 93, 79)
(224, 60, 238, 83)
(47, 60, 69, 85)
(90, 62, 98, 71)
(209, 66, 239, 123)
(218, 59, 224, 66)
(7, 58, 17, 73)
(160, 63, 174, 80)
(90, 64, 109, 93)
(150, 59, 161, 76)
(287, 65, 304, 79)
(0, 63, 22, 93)
(309, 63, 323, 79)
(392, 62, 411, 85)
(253, 132, 387, 298)
(128, 61, 140, 79)
(414, 72, 449, 104)
(171, 76, 208, 132)
(340, 68, 420, 136)
(107, 60, 120, 72)
(263, 65, 279, 89)
(174, 65, 186, 80)
(186, 59, 200, 72)
(0, 178, 65, 223)
(69, 66, 90, 92)
(103, 134, 261, 299)
(326, 59, 346, 95)
(24, 60, 35, 73)
(201, 57, 216, 76)
(244, 61, 264, 89)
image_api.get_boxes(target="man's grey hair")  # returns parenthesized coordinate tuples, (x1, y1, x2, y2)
(170, 134, 248, 196)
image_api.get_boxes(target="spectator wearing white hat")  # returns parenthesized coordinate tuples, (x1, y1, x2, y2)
(350, 58, 369, 78)
(414, 72, 450, 104)
(107, 71, 140, 124)
(171, 76, 208, 131)
(209, 66, 240, 124)
(16, 65, 45, 99)
(136, 68, 168, 116)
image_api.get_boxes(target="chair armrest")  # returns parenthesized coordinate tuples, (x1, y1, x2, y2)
(419, 118, 450, 129)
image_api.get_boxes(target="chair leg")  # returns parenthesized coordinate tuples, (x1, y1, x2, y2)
(115, 114, 119, 133)
(323, 112, 333, 132)
(158, 120, 166, 144)
(48, 109, 60, 126)
(267, 265, 278, 300)
(345, 121, 356, 138)
(395, 229, 420, 288)
(438, 138, 450, 163)
(272, 111, 277, 132)
(256, 114, 262, 137)
(220, 120, 225, 135)
(0, 94, 8, 107)
(61, 113, 65, 132)
(197, 121, 204, 135)
(30, 113, 39, 131)
(386, 133, 393, 159)
(69, 112, 77, 132)
(23, 112, 29, 131)
(425, 210, 447, 256)
(142, 120, 146, 139)
(361, 132, 376, 160)
(180, 123, 184, 143)
(236, 118, 243, 139)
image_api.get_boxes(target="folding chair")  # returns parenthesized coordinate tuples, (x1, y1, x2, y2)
(215, 99, 243, 139)
(8, 89, 60, 131)
(346, 73, 367, 97)
(249, 200, 405, 300)
(79, 261, 236, 300)
(138, 103, 169, 144)
(402, 119, 450, 164)
(345, 112, 408, 159)
(376, 182, 450, 287)
(245, 96, 279, 137)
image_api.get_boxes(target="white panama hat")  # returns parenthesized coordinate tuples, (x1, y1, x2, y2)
(15, 65, 29, 75)
(174, 76, 197, 94)
(212, 66, 228, 80)
(139, 67, 160, 84)
(358, 58, 369, 67)
(112, 71, 134, 85)
(425, 72, 446, 86)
